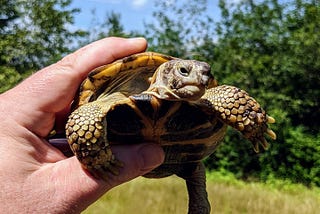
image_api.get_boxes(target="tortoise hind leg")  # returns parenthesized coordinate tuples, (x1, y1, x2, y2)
(177, 162, 210, 214)
(202, 85, 276, 152)
(66, 101, 123, 180)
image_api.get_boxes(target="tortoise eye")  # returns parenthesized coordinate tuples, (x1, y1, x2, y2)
(179, 67, 189, 76)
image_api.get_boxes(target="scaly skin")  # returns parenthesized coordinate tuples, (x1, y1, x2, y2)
(66, 98, 124, 180)
(202, 85, 276, 152)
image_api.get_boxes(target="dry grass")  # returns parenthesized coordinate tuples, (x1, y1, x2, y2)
(83, 175, 320, 214)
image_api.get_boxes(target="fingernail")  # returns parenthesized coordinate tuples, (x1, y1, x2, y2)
(138, 144, 164, 172)
(127, 37, 147, 47)
(127, 37, 146, 42)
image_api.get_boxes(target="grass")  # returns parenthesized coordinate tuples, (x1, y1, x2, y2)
(83, 172, 320, 214)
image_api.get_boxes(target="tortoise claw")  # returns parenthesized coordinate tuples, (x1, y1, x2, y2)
(266, 128, 277, 140)
(252, 122, 275, 153)
(260, 137, 270, 150)
(253, 137, 270, 153)
(251, 116, 275, 152)
(267, 115, 276, 124)
(253, 142, 260, 153)
(247, 123, 276, 152)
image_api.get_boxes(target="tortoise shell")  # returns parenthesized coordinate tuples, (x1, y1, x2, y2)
(73, 52, 226, 163)
(66, 52, 276, 213)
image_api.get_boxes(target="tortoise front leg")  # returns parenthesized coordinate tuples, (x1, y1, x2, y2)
(177, 162, 210, 214)
(202, 85, 276, 152)
(66, 101, 123, 180)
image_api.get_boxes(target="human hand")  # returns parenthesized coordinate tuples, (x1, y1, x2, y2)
(0, 37, 164, 213)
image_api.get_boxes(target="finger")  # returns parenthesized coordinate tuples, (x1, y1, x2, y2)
(48, 143, 164, 212)
(5, 37, 147, 136)
(9, 37, 147, 112)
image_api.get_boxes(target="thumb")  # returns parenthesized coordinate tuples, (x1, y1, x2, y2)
(50, 143, 164, 212)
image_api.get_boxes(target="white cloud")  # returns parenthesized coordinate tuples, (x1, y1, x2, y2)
(227, 0, 242, 4)
(88, 0, 148, 9)
(89, 0, 119, 3)
(131, 0, 148, 8)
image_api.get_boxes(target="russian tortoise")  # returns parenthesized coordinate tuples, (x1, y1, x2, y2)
(66, 52, 276, 214)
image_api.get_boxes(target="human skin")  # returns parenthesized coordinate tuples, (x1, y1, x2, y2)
(0, 37, 164, 213)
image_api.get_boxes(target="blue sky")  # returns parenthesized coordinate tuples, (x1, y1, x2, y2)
(70, 0, 225, 33)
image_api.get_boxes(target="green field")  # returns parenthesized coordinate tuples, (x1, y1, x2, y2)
(83, 173, 320, 214)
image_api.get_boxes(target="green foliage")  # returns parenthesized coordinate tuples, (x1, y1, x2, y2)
(81, 11, 143, 46)
(213, 0, 319, 129)
(145, 0, 214, 57)
(0, 66, 31, 93)
(206, 0, 320, 186)
(83, 11, 127, 42)
(260, 126, 320, 186)
(0, 0, 86, 93)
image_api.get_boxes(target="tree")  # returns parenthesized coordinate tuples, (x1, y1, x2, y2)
(0, 0, 86, 93)
(205, 0, 320, 186)
(145, 0, 214, 58)
(81, 11, 143, 46)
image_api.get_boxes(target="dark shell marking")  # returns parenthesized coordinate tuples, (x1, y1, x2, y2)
(106, 94, 227, 163)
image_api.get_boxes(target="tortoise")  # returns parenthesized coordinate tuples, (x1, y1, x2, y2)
(65, 52, 276, 214)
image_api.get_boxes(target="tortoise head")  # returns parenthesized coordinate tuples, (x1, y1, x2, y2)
(147, 59, 214, 101)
